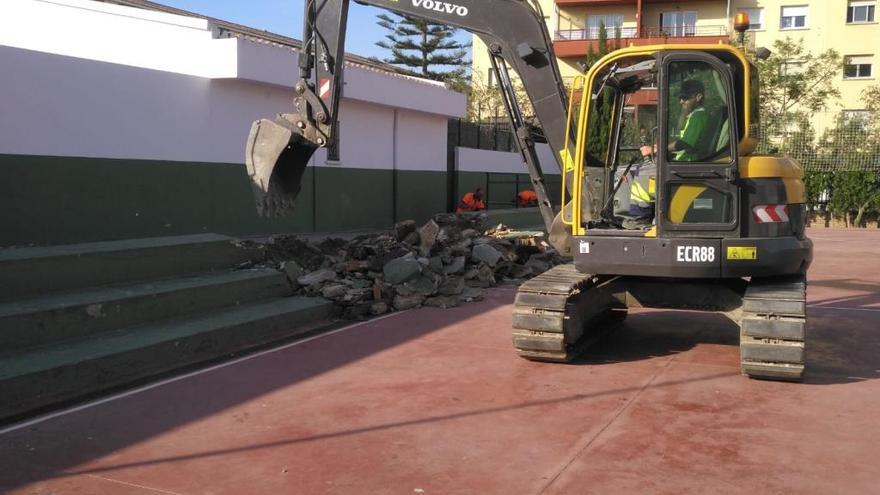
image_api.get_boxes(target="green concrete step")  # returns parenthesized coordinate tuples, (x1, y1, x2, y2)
(0, 296, 335, 422)
(0, 268, 292, 354)
(0, 234, 256, 301)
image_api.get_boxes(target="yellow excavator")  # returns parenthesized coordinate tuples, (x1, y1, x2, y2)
(245, 2, 811, 381)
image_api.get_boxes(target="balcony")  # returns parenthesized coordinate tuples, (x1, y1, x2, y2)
(555, 0, 709, 5)
(553, 24, 729, 58)
(555, 0, 638, 5)
(556, 26, 640, 40)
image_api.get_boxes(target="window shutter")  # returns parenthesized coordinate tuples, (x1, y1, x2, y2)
(846, 55, 872, 66)
(781, 6, 808, 17)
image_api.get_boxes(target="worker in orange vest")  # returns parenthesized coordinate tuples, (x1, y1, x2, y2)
(457, 188, 486, 213)
(517, 190, 538, 207)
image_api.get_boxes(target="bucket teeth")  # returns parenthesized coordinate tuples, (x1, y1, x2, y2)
(245, 117, 316, 217)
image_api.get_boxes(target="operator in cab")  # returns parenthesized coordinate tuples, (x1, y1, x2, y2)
(624, 145, 657, 229)
(667, 79, 708, 162)
(623, 78, 710, 229)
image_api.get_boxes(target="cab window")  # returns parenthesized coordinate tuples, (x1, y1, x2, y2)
(666, 62, 733, 163)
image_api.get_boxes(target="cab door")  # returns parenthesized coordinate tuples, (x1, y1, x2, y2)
(656, 52, 740, 237)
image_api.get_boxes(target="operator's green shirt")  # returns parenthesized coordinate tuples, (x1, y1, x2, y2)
(674, 106, 708, 162)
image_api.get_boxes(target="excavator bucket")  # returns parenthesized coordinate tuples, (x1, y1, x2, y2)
(245, 116, 317, 217)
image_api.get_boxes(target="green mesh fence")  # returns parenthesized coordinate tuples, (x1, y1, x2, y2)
(755, 112, 880, 219)
(757, 111, 880, 172)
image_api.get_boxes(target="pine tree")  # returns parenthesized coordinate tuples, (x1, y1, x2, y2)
(374, 13, 470, 83)
(585, 21, 614, 161)
(584, 20, 615, 70)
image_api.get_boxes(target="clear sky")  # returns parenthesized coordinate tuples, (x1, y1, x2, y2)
(156, 0, 472, 61)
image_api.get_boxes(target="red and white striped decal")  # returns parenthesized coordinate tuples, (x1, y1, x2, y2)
(752, 204, 790, 223)
(319, 79, 331, 99)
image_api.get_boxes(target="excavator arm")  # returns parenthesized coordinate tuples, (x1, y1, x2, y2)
(245, 0, 574, 235)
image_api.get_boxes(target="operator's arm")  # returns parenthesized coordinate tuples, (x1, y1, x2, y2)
(668, 110, 708, 154)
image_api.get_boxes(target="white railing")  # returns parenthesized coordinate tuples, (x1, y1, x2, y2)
(555, 26, 638, 41)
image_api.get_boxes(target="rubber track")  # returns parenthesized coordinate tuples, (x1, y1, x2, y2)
(740, 274, 807, 381)
(512, 264, 625, 362)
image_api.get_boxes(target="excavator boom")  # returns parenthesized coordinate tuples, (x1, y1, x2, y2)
(245, 0, 575, 231)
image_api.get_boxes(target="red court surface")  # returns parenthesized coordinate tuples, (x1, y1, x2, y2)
(2, 228, 879, 494)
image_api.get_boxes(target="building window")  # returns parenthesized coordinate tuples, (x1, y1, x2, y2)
(586, 14, 623, 39)
(843, 110, 870, 128)
(780, 5, 808, 29)
(844, 55, 873, 79)
(554, 4, 560, 35)
(781, 60, 805, 76)
(743, 8, 764, 30)
(847, 1, 876, 23)
(660, 11, 698, 37)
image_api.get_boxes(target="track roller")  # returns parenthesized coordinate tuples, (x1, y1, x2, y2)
(512, 264, 625, 362)
(740, 274, 807, 381)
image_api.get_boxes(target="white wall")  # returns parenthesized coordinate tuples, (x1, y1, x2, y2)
(0, 0, 466, 115)
(333, 101, 395, 170)
(0, 46, 265, 163)
(395, 111, 450, 172)
(2, 0, 573, 186)
(0, 0, 236, 78)
(455, 145, 562, 175)
(0, 0, 466, 171)
(0, 45, 454, 172)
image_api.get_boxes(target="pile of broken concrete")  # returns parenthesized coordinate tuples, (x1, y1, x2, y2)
(244, 213, 565, 319)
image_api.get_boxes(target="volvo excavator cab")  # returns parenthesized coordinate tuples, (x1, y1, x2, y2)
(599, 57, 735, 229)
(243, 1, 811, 382)
(570, 48, 751, 235)
(558, 45, 810, 280)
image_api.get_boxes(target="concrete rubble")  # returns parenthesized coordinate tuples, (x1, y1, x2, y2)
(241, 213, 565, 319)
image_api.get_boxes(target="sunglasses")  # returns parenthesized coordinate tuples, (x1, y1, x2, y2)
(678, 94, 696, 101)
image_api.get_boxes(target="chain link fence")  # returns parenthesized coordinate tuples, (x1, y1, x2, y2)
(757, 111, 880, 172)
(758, 111, 880, 227)
(449, 119, 518, 153)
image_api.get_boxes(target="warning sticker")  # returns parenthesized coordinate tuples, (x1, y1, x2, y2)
(579, 240, 590, 254)
(727, 246, 757, 260)
(560, 149, 575, 173)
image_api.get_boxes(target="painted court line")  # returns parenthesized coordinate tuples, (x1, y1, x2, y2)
(0, 311, 407, 436)
(808, 305, 880, 313)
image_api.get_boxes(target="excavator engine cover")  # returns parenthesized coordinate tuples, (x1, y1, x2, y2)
(245, 116, 317, 217)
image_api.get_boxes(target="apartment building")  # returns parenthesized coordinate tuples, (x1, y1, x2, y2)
(733, 0, 880, 123)
(472, 1, 734, 91)
(471, 0, 879, 126)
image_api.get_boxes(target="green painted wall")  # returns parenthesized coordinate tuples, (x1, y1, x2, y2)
(0, 155, 454, 247)
(0, 154, 556, 247)
(396, 170, 448, 225)
(456, 171, 563, 210)
(313, 167, 395, 232)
